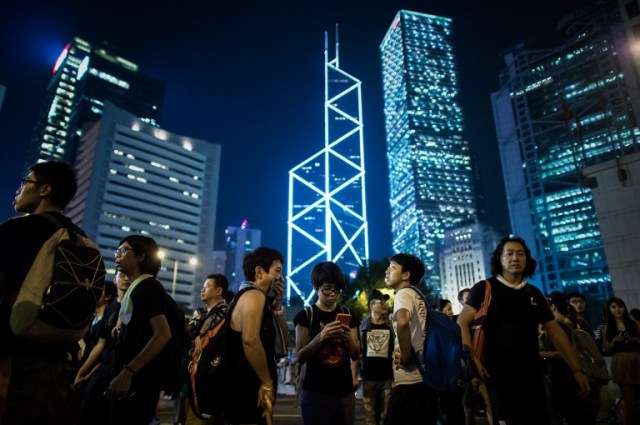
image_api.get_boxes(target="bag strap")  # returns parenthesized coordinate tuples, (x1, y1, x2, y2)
(35, 212, 79, 243)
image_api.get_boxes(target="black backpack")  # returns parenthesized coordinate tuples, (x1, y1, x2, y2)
(10, 213, 106, 343)
(161, 293, 191, 395)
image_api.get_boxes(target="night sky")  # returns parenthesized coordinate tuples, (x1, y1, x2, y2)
(0, 0, 585, 261)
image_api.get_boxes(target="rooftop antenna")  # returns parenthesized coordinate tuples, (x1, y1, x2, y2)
(335, 23, 340, 68)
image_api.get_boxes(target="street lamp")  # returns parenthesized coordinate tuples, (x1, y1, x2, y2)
(157, 250, 198, 299)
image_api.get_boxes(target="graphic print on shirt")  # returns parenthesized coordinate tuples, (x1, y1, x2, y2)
(317, 320, 349, 366)
(366, 329, 391, 358)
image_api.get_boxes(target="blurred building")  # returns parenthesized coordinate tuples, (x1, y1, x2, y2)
(287, 30, 369, 304)
(28, 37, 164, 165)
(66, 102, 221, 309)
(225, 220, 261, 293)
(439, 221, 501, 313)
(581, 151, 640, 310)
(0, 84, 5, 112)
(491, 1, 639, 299)
(211, 250, 227, 275)
(380, 10, 477, 290)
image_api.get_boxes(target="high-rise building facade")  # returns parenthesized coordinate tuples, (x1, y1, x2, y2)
(439, 221, 500, 312)
(380, 11, 476, 290)
(66, 102, 221, 309)
(28, 37, 164, 165)
(491, 1, 639, 299)
(287, 30, 369, 304)
(225, 221, 262, 293)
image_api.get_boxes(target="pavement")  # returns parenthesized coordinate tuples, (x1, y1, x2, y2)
(157, 385, 368, 424)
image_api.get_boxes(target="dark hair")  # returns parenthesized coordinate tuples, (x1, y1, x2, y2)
(224, 289, 235, 304)
(439, 299, 452, 311)
(388, 253, 425, 285)
(242, 247, 284, 281)
(457, 288, 470, 303)
(566, 292, 585, 302)
(548, 291, 570, 317)
(104, 280, 117, 300)
(630, 309, 640, 322)
(29, 161, 77, 208)
(604, 297, 639, 341)
(207, 273, 229, 297)
(118, 235, 161, 277)
(489, 236, 537, 277)
(310, 262, 346, 290)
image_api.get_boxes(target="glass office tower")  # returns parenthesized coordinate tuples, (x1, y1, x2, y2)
(380, 10, 476, 290)
(28, 37, 164, 165)
(66, 102, 221, 309)
(491, 1, 640, 299)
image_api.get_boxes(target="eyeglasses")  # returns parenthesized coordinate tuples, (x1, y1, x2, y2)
(371, 299, 388, 305)
(114, 247, 134, 256)
(320, 287, 342, 295)
(569, 299, 585, 304)
(19, 178, 45, 188)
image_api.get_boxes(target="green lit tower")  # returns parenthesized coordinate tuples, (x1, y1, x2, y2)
(28, 37, 164, 165)
(380, 10, 476, 290)
(491, 1, 640, 300)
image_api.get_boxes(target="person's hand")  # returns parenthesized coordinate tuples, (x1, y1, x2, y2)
(573, 370, 591, 398)
(258, 383, 275, 409)
(73, 371, 89, 388)
(392, 348, 408, 369)
(318, 320, 351, 341)
(271, 278, 285, 310)
(471, 354, 490, 380)
(106, 369, 133, 399)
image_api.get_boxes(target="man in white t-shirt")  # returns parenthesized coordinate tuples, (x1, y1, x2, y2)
(383, 253, 437, 425)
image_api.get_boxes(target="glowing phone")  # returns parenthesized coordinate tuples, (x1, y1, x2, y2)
(336, 313, 351, 326)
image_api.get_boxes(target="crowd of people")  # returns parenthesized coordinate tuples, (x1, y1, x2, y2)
(0, 160, 639, 425)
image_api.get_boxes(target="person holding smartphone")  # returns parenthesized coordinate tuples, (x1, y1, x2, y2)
(294, 262, 360, 425)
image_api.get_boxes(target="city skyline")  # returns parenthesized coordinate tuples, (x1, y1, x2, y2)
(1, 1, 584, 269)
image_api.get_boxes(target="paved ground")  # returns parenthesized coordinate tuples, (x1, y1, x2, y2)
(157, 391, 367, 424)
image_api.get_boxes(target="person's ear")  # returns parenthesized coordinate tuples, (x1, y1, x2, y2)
(39, 183, 53, 200)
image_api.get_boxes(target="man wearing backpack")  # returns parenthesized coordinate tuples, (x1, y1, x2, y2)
(383, 253, 438, 425)
(224, 247, 287, 425)
(0, 161, 82, 424)
(185, 273, 229, 423)
(457, 236, 590, 425)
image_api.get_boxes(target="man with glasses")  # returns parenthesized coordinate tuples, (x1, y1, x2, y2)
(0, 161, 81, 423)
(294, 262, 360, 425)
(359, 289, 394, 425)
(567, 292, 596, 339)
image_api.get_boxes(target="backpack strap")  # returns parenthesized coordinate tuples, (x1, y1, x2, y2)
(35, 212, 80, 243)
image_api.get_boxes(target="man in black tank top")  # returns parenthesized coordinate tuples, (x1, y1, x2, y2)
(224, 247, 287, 425)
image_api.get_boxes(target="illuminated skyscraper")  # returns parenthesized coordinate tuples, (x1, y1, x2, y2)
(28, 37, 164, 165)
(491, 2, 639, 299)
(66, 102, 221, 309)
(288, 30, 369, 304)
(380, 11, 476, 290)
(224, 221, 262, 292)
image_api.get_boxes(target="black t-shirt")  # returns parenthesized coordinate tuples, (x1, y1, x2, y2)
(466, 277, 553, 376)
(0, 212, 79, 358)
(360, 320, 393, 381)
(98, 298, 121, 363)
(293, 304, 359, 396)
(113, 277, 169, 379)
